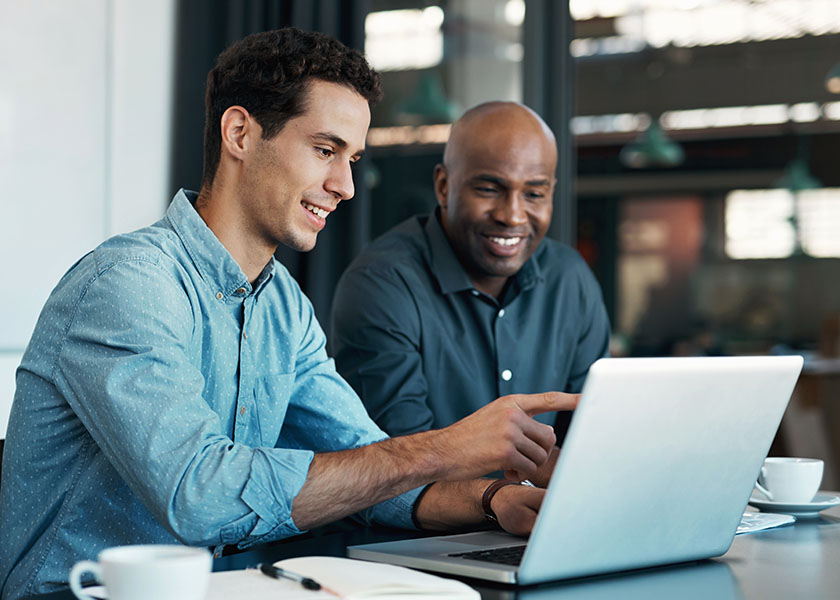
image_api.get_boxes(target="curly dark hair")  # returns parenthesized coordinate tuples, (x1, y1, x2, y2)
(202, 27, 382, 187)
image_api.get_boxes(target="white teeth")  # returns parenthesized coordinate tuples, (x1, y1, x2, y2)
(303, 202, 329, 219)
(489, 236, 521, 246)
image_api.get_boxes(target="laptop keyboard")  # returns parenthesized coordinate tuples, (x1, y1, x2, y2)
(448, 544, 527, 566)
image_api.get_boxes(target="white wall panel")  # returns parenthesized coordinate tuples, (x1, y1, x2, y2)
(0, 0, 175, 437)
(0, 353, 22, 437)
(0, 0, 108, 349)
(110, 0, 174, 234)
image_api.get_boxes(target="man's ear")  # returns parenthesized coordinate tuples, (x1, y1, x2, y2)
(433, 164, 448, 209)
(220, 105, 254, 162)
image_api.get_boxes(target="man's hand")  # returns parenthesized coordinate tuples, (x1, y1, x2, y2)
(428, 392, 579, 482)
(492, 484, 546, 536)
(506, 445, 561, 487)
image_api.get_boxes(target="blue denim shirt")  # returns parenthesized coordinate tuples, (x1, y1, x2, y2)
(0, 190, 420, 599)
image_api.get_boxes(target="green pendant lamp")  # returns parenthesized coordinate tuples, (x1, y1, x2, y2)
(619, 120, 685, 169)
(392, 71, 461, 126)
(825, 62, 840, 94)
(775, 157, 822, 192)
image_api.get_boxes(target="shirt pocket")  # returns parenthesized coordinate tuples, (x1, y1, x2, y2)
(253, 371, 295, 447)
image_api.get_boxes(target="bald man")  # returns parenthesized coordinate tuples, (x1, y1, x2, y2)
(330, 102, 610, 484)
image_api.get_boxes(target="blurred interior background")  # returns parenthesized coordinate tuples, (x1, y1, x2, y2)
(2, 0, 840, 481)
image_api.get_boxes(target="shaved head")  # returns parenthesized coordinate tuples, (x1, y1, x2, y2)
(434, 102, 557, 298)
(443, 101, 557, 171)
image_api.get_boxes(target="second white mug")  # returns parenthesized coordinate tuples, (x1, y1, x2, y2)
(755, 457, 823, 503)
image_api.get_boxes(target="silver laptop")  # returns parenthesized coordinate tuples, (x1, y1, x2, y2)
(348, 356, 804, 585)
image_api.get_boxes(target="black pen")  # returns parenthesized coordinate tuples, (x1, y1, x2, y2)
(258, 562, 322, 591)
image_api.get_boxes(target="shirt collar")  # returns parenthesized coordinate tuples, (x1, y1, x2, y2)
(424, 209, 544, 296)
(425, 209, 474, 294)
(516, 245, 543, 292)
(166, 189, 274, 298)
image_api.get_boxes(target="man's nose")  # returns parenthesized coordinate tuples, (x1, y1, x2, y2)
(491, 193, 528, 227)
(325, 160, 355, 201)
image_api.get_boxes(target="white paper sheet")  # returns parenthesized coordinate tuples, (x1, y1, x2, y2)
(736, 511, 795, 534)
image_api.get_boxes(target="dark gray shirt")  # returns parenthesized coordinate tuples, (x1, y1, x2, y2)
(330, 211, 610, 439)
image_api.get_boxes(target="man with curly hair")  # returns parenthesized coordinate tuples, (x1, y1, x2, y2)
(0, 28, 575, 598)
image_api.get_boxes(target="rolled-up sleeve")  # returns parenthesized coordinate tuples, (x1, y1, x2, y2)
(54, 258, 312, 547)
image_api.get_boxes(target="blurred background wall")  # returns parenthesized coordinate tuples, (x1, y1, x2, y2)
(2, 1, 840, 477)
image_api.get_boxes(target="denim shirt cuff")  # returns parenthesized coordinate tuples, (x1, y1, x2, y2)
(238, 447, 314, 544)
(368, 485, 425, 530)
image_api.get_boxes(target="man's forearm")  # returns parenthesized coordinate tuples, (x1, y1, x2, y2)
(290, 432, 444, 530)
(412, 480, 487, 530)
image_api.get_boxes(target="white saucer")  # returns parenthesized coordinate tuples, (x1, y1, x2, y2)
(749, 492, 840, 517)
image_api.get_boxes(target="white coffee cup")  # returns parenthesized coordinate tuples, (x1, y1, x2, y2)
(754, 457, 823, 503)
(68, 544, 211, 600)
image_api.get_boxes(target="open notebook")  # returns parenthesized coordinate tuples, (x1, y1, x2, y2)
(77, 556, 478, 600)
(208, 557, 477, 599)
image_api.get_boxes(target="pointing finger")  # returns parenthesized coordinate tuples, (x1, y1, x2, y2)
(515, 392, 580, 417)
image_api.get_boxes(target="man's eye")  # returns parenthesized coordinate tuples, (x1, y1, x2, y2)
(316, 147, 334, 157)
(475, 186, 497, 194)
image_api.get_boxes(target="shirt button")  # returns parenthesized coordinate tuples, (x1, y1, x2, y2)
(236, 287, 246, 294)
(471, 290, 480, 297)
(243, 331, 248, 340)
(216, 292, 223, 300)
(498, 309, 505, 318)
(239, 406, 246, 416)
(501, 369, 512, 381)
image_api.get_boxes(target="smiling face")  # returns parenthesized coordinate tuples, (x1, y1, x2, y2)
(435, 103, 557, 297)
(239, 79, 370, 252)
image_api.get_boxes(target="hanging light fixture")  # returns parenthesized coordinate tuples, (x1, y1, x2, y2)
(619, 119, 684, 169)
(775, 137, 822, 256)
(825, 62, 840, 94)
(775, 157, 822, 192)
(392, 72, 461, 126)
